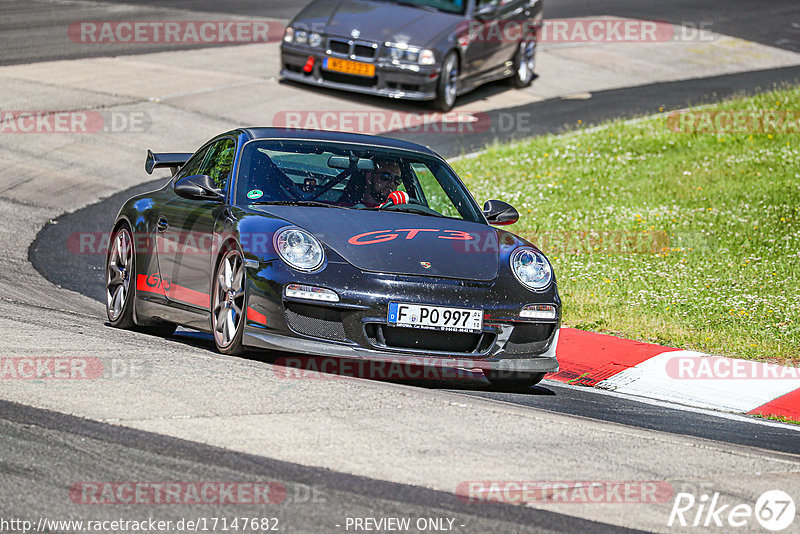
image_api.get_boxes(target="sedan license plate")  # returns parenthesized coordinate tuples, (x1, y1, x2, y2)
(324, 57, 376, 77)
(387, 303, 483, 334)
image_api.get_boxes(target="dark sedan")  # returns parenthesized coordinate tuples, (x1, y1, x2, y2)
(106, 128, 559, 387)
(280, 0, 542, 111)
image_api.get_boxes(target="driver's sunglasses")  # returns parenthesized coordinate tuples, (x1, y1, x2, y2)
(371, 171, 401, 186)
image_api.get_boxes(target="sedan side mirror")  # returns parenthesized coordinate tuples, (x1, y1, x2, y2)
(483, 199, 519, 225)
(174, 174, 224, 202)
(474, 3, 499, 20)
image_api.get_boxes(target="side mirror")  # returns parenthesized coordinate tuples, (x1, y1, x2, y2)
(474, 3, 499, 20)
(174, 174, 224, 202)
(483, 199, 519, 225)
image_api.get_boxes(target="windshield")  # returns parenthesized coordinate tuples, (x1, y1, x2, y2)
(235, 140, 484, 223)
(372, 0, 466, 14)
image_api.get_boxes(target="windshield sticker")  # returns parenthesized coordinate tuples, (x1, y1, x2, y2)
(247, 189, 263, 200)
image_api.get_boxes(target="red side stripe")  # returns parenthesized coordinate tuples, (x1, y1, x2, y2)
(748, 388, 800, 420)
(550, 327, 680, 386)
(247, 307, 267, 326)
(136, 274, 209, 309)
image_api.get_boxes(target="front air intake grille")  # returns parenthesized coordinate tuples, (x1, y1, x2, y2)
(320, 70, 377, 87)
(365, 324, 495, 355)
(504, 323, 556, 355)
(285, 302, 347, 342)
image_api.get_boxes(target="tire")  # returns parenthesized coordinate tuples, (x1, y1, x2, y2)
(106, 225, 136, 329)
(211, 246, 246, 355)
(106, 223, 177, 336)
(485, 370, 545, 389)
(510, 40, 537, 89)
(432, 51, 459, 112)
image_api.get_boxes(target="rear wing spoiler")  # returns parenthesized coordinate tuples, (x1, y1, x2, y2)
(145, 150, 193, 175)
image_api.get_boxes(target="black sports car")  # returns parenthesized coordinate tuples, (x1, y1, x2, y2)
(280, 0, 542, 111)
(106, 128, 559, 386)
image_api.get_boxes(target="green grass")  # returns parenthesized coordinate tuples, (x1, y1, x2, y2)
(753, 414, 800, 426)
(452, 85, 800, 366)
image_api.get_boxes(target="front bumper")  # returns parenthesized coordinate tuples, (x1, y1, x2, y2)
(244, 328, 559, 374)
(281, 44, 440, 101)
(242, 259, 560, 374)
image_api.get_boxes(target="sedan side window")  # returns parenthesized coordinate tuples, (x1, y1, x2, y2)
(200, 138, 236, 190)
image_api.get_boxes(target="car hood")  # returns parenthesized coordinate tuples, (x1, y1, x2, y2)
(293, 0, 462, 47)
(252, 206, 500, 281)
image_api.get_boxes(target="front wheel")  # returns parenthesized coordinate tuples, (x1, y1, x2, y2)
(510, 40, 537, 89)
(211, 247, 246, 355)
(485, 370, 545, 389)
(432, 52, 459, 112)
(105, 224, 177, 336)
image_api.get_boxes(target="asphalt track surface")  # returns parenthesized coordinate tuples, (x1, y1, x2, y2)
(0, 399, 637, 534)
(9, 0, 800, 532)
(30, 68, 800, 455)
(3, 0, 800, 66)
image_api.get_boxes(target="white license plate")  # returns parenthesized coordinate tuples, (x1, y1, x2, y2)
(387, 303, 483, 333)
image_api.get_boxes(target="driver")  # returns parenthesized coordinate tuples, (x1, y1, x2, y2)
(361, 158, 402, 207)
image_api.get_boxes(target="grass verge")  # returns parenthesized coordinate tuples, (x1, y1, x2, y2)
(453, 85, 800, 366)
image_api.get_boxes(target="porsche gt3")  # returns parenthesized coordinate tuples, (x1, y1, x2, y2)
(105, 128, 560, 386)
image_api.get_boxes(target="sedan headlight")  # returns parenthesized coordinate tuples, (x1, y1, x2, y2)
(385, 42, 435, 65)
(274, 227, 324, 272)
(309, 32, 323, 47)
(511, 248, 552, 290)
(295, 30, 308, 45)
(283, 27, 294, 43)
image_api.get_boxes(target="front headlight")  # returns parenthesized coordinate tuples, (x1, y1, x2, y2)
(295, 30, 308, 45)
(385, 43, 435, 65)
(419, 49, 435, 65)
(309, 32, 323, 47)
(283, 27, 294, 43)
(274, 227, 324, 272)
(511, 248, 552, 290)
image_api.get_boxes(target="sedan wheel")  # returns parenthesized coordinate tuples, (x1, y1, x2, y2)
(511, 40, 536, 89)
(212, 248, 246, 354)
(433, 52, 459, 112)
(106, 226, 135, 327)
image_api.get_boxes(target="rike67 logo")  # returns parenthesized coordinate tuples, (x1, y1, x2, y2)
(669, 490, 796, 531)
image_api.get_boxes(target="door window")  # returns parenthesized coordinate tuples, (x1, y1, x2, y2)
(199, 138, 236, 190)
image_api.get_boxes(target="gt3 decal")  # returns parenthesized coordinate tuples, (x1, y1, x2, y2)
(347, 229, 474, 246)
